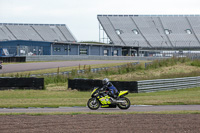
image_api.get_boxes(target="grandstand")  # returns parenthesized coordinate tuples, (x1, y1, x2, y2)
(98, 15, 200, 50)
(0, 23, 76, 42)
(2, 15, 200, 57)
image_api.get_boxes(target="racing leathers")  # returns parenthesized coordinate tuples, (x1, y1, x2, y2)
(101, 82, 118, 99)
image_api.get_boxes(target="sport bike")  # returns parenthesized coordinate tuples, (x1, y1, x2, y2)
(87, 87, 131, 110)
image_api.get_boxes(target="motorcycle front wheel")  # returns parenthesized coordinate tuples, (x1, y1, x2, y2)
(87, 98, 100, 110)
(117, 97, 131, 110)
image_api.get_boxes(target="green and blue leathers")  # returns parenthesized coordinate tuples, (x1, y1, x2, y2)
(87, 87, 131, 110)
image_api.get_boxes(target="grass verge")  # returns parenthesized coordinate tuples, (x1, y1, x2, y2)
(1, 61, 137, 77)
(0, 87, 199, 108)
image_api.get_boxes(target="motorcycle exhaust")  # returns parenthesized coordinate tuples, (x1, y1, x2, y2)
(110, 97, 125, 103)
(116, 100, 125, 103)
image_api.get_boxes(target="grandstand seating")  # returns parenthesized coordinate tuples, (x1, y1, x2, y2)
(0, 23, 76, 42)
(98, 15, 200, 49)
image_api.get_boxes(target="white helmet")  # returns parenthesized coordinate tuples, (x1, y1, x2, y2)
(102, 78, 109, 85)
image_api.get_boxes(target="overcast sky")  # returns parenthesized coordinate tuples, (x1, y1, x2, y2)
(0, 0, 200, 42)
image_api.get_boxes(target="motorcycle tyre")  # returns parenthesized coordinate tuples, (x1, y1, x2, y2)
(87, 98, 100, 110)
(117, 97, 131, 110)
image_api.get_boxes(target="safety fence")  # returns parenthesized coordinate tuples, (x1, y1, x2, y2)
(0, 77, 44, 90)
(30, 62, 140, 77)
(68, 76, 200, 93)
(68, 79, 138, 93)
(137, 76, 200, 93)
(26, 55, 167, 61)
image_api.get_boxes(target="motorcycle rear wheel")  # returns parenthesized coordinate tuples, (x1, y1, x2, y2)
(117, 97, 131, 109)
(87, 98, 100, 110)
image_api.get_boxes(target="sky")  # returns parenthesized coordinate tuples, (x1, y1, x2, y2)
(0, 0, 200, 42)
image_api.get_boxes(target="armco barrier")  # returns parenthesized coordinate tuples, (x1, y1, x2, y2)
(0, 77, 44, 90)
(138, 76, 200, 93)
(68, 76, 200, 93)
(68, 79, 138, 93)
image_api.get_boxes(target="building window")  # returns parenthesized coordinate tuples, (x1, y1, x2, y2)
(54, 47, 61, 52)
(79, 48, 87, 55)
(54, 47, 57, 51)
(104, 50, 108, 56)
(164, 29, 171, 34)
(113, 50, 118, 56)
(65, 48, 71, 51)
(115, 29, 122, 35)
(132, 29, 139, 34)
(186, 29, 192, 34)
(57, 47, 61, 52)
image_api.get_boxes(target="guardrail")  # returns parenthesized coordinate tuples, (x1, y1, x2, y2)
(137, 76, 200, 93)
(68, 79, 138, 93)
(68, 76, 200, 93)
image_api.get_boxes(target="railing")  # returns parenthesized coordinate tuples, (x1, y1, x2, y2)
(137, 76, 200, 93)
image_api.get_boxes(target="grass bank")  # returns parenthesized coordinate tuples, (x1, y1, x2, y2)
(0, 87, 199, 108)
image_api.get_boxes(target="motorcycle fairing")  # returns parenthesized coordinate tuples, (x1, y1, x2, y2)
(118, 91, 128, 97)
(99, 95, 111, 105)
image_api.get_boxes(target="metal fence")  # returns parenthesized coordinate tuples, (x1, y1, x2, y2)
(137, 76, 200, 93)
(26, 55, 168, 62)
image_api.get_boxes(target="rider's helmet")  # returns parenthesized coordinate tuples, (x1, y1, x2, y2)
(102, 78, 109, 85)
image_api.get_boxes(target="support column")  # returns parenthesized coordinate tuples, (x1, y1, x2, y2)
(136, 48, 139, 56)
(68, 45, 69, 55)
(88, 45, 90, 55)
(111, 47, 113, 56)
(51, 43, 53, 55)
(78, 45, 79, 55)
(128, 48, 131, 56)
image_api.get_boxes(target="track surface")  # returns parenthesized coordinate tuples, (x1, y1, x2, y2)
(0, 105, 200, 113)
(0, 112, 200, 133)
(0, 60, 134, 73)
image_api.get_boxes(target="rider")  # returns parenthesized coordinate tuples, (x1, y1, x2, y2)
(101, 78, 119, 99)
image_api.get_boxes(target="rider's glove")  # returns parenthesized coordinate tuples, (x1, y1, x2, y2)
(100, 88, 104, 91)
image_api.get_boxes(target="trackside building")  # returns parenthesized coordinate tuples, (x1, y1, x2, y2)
(0, 23, 122, 56)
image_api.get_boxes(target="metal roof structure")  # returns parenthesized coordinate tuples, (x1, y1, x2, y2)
(0, 23, 76, 42)
(98, 15, 200, 49)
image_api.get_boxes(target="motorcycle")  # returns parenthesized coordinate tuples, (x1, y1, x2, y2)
(87, 87, 131, 110)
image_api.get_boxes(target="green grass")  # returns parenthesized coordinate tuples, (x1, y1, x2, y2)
(191, 59, 200, 67)
(1, 58, 200, 109)
(0, 87, 199, 108)
(128, 87, 200, 105)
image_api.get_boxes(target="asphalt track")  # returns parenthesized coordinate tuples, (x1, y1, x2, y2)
(0, 60, 135, 74)
(0, 105, 200, 113)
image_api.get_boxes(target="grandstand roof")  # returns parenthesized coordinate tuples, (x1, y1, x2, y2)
(98, 15, 200, 49)
(0, 23, 76, 42)
(98, 14, 200, 17)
